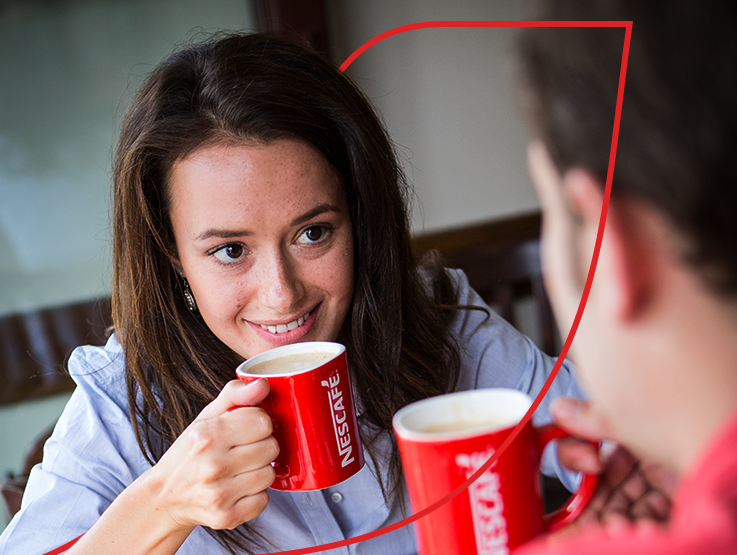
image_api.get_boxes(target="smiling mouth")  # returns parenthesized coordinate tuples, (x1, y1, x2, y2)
(259, 311, 311, 334)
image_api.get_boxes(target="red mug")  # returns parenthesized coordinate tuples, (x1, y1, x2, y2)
(236, 341, 364, 491)
(393, 389, 598, 554)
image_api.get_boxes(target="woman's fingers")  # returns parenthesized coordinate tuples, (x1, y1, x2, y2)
(192, 465, 276, 530)
(227, 490, 271, 529)
(150, 382, 279, 532)
(220, 406, 274, 446)
(229, 436, 280, 473)
(231, 462, 277, 497)
(183, 406, 273, 462)
(199, 378, 271, 419)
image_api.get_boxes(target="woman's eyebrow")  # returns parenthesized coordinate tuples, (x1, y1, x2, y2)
(289, 203, 341, 226)
(195, 204, 341, 242)
(196, 229, 253, 241)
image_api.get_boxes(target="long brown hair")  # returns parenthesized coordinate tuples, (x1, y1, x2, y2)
(112, 33, 461, 552)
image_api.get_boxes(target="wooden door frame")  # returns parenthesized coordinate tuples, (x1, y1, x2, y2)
(253, 0, 329, 51)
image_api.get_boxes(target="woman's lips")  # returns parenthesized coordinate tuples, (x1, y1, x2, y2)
(258, 311, 310, 334)
(248, 306, 319, 344)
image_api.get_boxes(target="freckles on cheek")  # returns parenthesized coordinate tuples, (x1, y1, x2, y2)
(199, 279, 249, 317)
(318, 248, 352, 281)
(319, 269, 354, 302)
(314, 268, 337, 288)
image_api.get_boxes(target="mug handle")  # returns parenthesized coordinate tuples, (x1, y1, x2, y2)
(537, 424, 599, 532)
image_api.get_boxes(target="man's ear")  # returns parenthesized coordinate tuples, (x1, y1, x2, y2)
(561, 169, 650, 322)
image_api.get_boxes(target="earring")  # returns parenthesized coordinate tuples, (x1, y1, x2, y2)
(182, 277, 198, 312)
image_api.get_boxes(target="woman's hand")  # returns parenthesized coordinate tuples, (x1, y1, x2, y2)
(552, 397, 677, 532)
(67, 378, 278, 555)
(146, 378, 278, 533)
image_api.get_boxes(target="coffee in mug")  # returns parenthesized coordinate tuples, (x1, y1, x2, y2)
(393, 389, 598, 554)
(421, 415, 511, 434)
(236, 342, 364, 491)
(246, 351, 336, 375)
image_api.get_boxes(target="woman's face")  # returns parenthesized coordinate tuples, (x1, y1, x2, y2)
(168, 138, 354, 360)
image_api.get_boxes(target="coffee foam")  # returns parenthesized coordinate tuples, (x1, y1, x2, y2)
(246, 351, 335, 375)
(421, 415, 511, 434)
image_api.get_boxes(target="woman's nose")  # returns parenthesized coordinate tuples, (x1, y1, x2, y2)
(257, 250, 304, 312)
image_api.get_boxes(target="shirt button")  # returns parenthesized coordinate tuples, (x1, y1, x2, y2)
(330, 492, 344, 503)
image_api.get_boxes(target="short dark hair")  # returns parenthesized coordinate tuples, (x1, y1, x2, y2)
(516, 0, 737, 294)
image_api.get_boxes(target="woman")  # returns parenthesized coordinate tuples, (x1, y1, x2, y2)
(0, 33, 581, 554)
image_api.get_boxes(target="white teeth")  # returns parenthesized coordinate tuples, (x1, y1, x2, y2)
(260, 312, 310, 334)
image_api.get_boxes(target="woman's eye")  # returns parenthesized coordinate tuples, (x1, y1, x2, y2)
(212, 243, 246, 263)
(298, 225, 330, 244)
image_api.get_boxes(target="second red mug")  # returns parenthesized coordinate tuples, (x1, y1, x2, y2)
(393, 388, 598, 554)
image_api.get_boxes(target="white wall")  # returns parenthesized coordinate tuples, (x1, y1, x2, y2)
(325, 0, 538, 234)
(0, 0, 256, 317)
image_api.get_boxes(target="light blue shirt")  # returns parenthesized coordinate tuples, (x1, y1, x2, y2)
(0, 270, 584, 554)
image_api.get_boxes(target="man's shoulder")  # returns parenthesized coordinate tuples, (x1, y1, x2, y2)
(514, 528, 735, 555)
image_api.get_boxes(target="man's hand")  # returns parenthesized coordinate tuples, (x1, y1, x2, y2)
(552, 398, 677, 532)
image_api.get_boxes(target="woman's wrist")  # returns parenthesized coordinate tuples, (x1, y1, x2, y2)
(135, 461, 198, 537)
(66, 466, 195, 555)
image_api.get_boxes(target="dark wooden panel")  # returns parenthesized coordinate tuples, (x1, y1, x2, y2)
(253, 0, 329, 52)
(411, 211, 558, 356)
(412, 211, 542, 258)
(0, 298, 112, 406)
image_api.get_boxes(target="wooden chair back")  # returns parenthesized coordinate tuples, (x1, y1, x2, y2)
(411, 211, 558, 356)
(1, 297, 112, 520)
(2, 424, 54, 519)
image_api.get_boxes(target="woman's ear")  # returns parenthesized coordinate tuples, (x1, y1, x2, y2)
(170, 254, 184, 278)
(561, 170, 651, 322)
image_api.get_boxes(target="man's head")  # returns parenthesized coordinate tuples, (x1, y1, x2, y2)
(516, 0, 737, 469)
(519, 0, 737, 296)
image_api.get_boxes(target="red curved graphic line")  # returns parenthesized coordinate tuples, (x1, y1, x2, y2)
(254, 20, 632, 555)
(340, 20, 632, 72)
(42, 20, 632, 555)
(42, 534, 84, 555)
